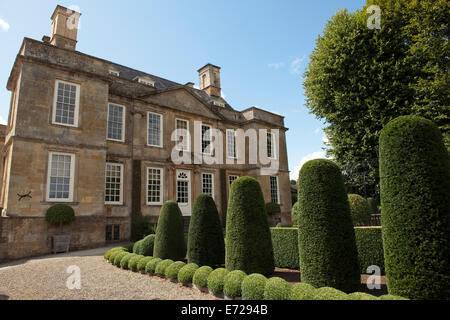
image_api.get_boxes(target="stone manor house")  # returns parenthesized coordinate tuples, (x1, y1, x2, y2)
(0, 6, 291, 261)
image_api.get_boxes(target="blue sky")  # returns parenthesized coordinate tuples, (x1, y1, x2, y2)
(0, 0, 364, 180)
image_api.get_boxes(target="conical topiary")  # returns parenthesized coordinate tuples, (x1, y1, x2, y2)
(153, 201, 186, 261)
(187, 194, 225, 267)
(225, 176, 274, 275)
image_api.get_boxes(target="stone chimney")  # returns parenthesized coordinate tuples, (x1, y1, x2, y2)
(49, 5, 81, 50)
(198, 64, 221, 97)
(185, 82, 195, 88)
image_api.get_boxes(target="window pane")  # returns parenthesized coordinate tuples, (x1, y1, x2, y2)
(267, 132, 273, 158)
(148, 168, 162, 204)
(202, 125, 211, 154)
(107, 104, 124, 141)
(48, 154, 72, 200)
(270, 176, 279, 203)
(54, 82, 77, 126)
(148, 113, 162, 146)
(176, 119, 189, 151)
(202, 173, 213, 197)
(105, 163, 122, 204)
(229, 175, 239, 186)
(227, 130, 236, 158)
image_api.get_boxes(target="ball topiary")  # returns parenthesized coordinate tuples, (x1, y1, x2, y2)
(193, 266, 213, 290)
(379, 115, 450, 300)
(153, 201, 186, 261)
(178, 263, 199, 285)
(207, 268, 229, 295)
(297, 159, 360, 293)
(241, 273, 267, 300)
(187, 194, 225, 267)
(133, 234, 156, 256)
(348, 194, 371, 225)
(225, 177, 274, 275)
(120, 253, 136, 269)
(108, 249, 125, 264)
(265, 202, 281, 216)
(113, 251, 129, 267)
(128, 254, 144, 271)
(348, 292, 378, 300)
(223, 270, 247, 298)
(155, 259, 174, 277)
(378, 294, 409, 300)
(145, 258, 162, 275)
(137, 256, 154, 272)
(165, 261, 186, 281)
(45, 204, 75, 225)
(313, 287, 348, 300)
(104, 247, 125, 261)
(289, 283, 316, 300)
(263, 277, 292, 300)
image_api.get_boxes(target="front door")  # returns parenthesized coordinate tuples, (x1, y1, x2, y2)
(176, 169, 191, 216)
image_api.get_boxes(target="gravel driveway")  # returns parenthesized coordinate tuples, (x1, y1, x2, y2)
(0, 245, 215, 300)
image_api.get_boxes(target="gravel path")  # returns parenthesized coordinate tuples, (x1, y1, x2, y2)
(0, 245, 216, 300)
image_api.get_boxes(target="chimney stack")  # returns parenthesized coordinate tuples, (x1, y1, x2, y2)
(198, 64, 221, 97)
(49, 5, 81, 51)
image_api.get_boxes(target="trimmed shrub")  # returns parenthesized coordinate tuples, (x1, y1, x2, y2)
(263, 277, 292, 300)
(207, 268, 229, 295)
(128, 255, 144, 271)
(187, 194, 225, 267)
(153, 201, 186, 261)
(120, 253, 136, 269)
(225, 177, 274, 275)
(265, 202, 281, 216)
(313, 287, 348, 300)
(297, 159, 360, 293)
(348, 194, 371, 225)
(223, 270, 247, 298)
(113, 252, 129, 267)
(178, 263, 199, 285)
(45, 204, 75, 224)
(241, 274, 267, 300)
(108, 249, 124, 264)
(348, 292, 378, 300)
(121, 243, 135, 252)
(355, 227, 385, 275)
(165, 261, 186, 281)
(133, 234, 156, 256)
(290, 283, 316, 300)
(378, 294, 409, 300)
(104, 247, 125, 260)
(145, 258, 162, 275)
(366, 197, 379, 215)
(291, 202, 300, 226)
(193, 266, 213, 289)
(131, 215, 154, 242)
(270, 228, 299, 269)
(379, 115, 450, 300)
(137, 256, 154, 272)
(155, 259, 174, 277)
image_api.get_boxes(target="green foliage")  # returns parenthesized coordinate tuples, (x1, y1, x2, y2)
(225, 177, 274, 275)
(290, 283, 316, 300)
(291, 202, 300, 226)
(263, 277, 292, 300)
(113, 252, 129, 267)
(378, 294, 409, 301)
(241, 273, 267, 300)
(153, 201, 186, 261)
(379, 115, 450, 300)
(165, 261, 186, 281)
(303, 1, 450, 197)
(120, 253, 137, 269)
(270, 228, 299, 269)
(366, 197, 379, 215)
(187, 194, 225, 267)
(265, 202, 281, 216)
(137, 257, 154, 272)
(348, 292, 378, 300)
(313, 287, 348, 300)
(297, 159, 360, 293)
(104, 247, 125, 260)
(355, 227, 385, 275)
(155, 259, 174, 277)
(192, 266, 213, 289)
(128, 255, 144, 272)
(45, 204, 75, 224)
(207, 268, 229, 295)
(108, 249, 125, 263)
(133, 234, 156, 256)
(348, 194, 371, 225)
(121, 243, 135, 252)
(178, 263, 199, 284)
(145, 258, 162, 275)
(223, 270, 247, 298)
(131, 215, 155, 242)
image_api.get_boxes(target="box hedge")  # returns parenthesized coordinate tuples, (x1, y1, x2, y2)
(354, 227, 385, 275)
(223, 270, 247, 298)
(312, 287, 348, 300)
(193, 266, 213, 289)
(128, 254, 144, 271)
(165, 261, 186, 281)
(133, 234, 156, 256)
(45, 204, 75, 224)
(137, 256, 154, 272)
(155, 259, 174, 277)
(207, 268, 229, 295)
(113, 252, 129, 267)
(145, 258, 162, 275)
(289, 283, 316, 300)
(270, 228, 299, 269)
(263, 277, 292, 300)
(178, 263, 199, 285)
(379, 115, 450, 300)
(120, 253, 136, 269)
(241, 273, 267, 300)
(348, 292, 378, 300)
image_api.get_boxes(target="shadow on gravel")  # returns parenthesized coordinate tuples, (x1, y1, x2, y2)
(0, 294, 9, 300)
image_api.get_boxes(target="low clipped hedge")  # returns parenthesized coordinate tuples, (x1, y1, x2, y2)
(241, 274, 267, 300)
(313, 287, 348, 300)
(165, 261, 186, 281)
(270, 228, 299, 269)
(145, 258, 162, 275)
(378, 294, 409, 300)
(290, 283, 316, 300)
(263, 277, 292, 300)
(193, 266, 213, 290)
(207, 268, 229, 295)
(128, 255, 144, 272)
(137, 257, 154, 272)
(113, 252, 129, 267)
(178, 263, 199, 285)
(120, 253, 136, 269)
(133, 234, 156, 256)
(354, 227, 385, 275)
(223, 270, 247, 298)
(155, 259, 174, 277)
(104, 247, 128, 261)
(348, 292, 378, 300)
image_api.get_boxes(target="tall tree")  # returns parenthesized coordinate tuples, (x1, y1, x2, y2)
(303, 0, 449, 197)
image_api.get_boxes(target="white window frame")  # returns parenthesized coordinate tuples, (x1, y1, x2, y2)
(147, 167, 164, 205)
(270, 176, 280, 204)
(226, 129, 238, 159)
(109, 70, 120, 77)
(138, 78, 155, 87)
(52, 80, 80, 128)
(201, 124, 213, 156)
(104, 163, 124, 205)
(46, 151, 76, 203)
(267, 131, 277, 160)
(175, 118, 190, 152)
(228, 175, 240, 186)
(201, 172, 215, 199)
(107, 103, 126, 142)
(147, 111, 163, 148)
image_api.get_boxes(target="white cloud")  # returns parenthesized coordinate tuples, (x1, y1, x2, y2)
(290, 56, 306, 75)
(0, 116, 7, 125)
(290, 151, 327, 180)
(0, 18, 10, 32)
(268, 62, 285, 70)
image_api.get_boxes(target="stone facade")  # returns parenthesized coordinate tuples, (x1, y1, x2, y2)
(0, 6, 291, 262)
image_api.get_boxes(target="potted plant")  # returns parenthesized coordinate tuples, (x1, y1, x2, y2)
(46, 204, 75, 254)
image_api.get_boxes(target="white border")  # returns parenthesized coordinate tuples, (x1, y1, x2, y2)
(46, 151, 76, 203)
(146, 167, 164, 205)
(104, 162, 124, 205)
(52, 80, 80, 128)
(147, 111, 164, 148)
(107, 103, 126, 142)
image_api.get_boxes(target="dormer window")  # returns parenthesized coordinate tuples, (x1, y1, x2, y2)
(211, 101, 225, 108)
(109, 70, 120, 77)
(137, 77, 155, 87)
